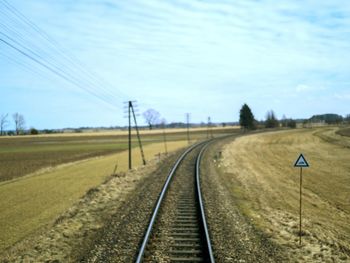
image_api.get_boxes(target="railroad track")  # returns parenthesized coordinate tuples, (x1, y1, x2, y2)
(136, 141, 215, 263)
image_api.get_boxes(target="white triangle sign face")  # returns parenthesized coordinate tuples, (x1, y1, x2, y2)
(294, 154, 309, 167)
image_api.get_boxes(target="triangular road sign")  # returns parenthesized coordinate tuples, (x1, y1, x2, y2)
(294, 154, 309, 167)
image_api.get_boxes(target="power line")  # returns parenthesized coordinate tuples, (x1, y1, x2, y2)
(0, 37, 116, 110)
(1, 2, 128, 101)
(0, 48, 49, 80)
(0, 0, 129, 109)
(0, 27, 119, 107)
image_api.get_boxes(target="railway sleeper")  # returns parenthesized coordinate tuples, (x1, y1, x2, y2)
(170, 257, 204, 263)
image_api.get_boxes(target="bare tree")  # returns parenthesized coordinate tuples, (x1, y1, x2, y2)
(13, 112, 25, 135)
(0, 113, 9, 136)
(143, 109, 160, 130)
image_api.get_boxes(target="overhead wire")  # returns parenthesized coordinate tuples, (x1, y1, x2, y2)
(0, 0, 129, 110)
(0, 37, 118, 110)
(1, 1, 129, 101)
(0, 48, 51, 81)
(0, 12, 119, 108)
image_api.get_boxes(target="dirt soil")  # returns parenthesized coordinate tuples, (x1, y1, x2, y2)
(0, 150, 183, 262)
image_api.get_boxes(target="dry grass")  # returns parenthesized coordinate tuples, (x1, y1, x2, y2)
(0, 141, 187, 252)
(0, 155, 165, 262)
(220, 127, 350, 262)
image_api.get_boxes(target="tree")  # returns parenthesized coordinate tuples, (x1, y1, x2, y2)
(345, 114, 350, 124)
(309, 114, 343, 124)
(239, 104, 255, 130)
(13, 113, 25, 135)
(143, 109, 160, 130)
(29, 127, 39, 135)
(1, 113, 9, 136)
(281, 114, 287, 127)
(287, 119, 296, 128)
(265, 110, 279, 128)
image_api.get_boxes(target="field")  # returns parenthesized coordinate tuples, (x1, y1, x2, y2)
(0, 126, 238, 253)
(219, 127, 350, 261)
(337, 126, 350, 137)
(0, 127, 237, 182)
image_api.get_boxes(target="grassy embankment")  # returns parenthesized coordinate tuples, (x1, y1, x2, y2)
(0, 127, 237, 252)
(219, 127, 350, 262)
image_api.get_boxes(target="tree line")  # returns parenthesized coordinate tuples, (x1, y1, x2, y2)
(239, 105, 350, 130)
(239, 103, 296, 130)
(2, 107, 349, 136)
(0, 113, 37, 136)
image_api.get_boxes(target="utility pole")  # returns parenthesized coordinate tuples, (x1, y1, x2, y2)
(128, 101, 132, 169)
(124, 100, 146, 170)
(207, 116, 213, 139)
(186, 113, 190, 144)
(130, 101, 146, 165)
(162, 120, 168, 155)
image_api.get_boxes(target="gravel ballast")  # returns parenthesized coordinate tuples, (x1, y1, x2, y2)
(200, 136, 285, 262)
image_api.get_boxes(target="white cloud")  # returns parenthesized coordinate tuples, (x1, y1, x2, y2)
(334, 92, 350, 100)
(295, 84, 326, 92)
(1, 0, 350, 127)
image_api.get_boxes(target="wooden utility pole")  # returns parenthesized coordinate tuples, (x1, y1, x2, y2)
(162, 121, 168, 155)
(130, 101, 146, 165)
(128, 101, 132, 170)
(207, 116, 213, 139)
(186, 113, 190, 144)
(124, 100, 146, 170)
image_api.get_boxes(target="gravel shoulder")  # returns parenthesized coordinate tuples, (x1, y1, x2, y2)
(81, 150, 183, 262)
(201, 135, 286, 262)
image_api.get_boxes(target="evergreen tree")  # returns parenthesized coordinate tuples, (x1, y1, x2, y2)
(265, 110, 279, 128)
(239, 104, 255, 130)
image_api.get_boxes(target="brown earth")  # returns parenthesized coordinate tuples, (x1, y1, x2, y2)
(0, 127, 236, 182)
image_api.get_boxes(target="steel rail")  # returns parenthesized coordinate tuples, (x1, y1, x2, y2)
(196, 141, 215, 263)
(135, 141, 205, 263)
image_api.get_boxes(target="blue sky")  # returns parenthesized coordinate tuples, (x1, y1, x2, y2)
(1, 0, 350, 129)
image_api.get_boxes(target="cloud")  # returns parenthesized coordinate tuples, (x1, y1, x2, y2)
(1, 0, 350, 127)
(334, 92, 350, 100)
(295, 84, 326, 93)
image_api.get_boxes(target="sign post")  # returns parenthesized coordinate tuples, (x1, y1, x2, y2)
(294, 153, 309, 246)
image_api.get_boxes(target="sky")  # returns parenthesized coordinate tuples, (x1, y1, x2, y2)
(1, 0, 350, 129)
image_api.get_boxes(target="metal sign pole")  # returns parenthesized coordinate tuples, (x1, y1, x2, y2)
(294, 153, 309, 247)
(299, 167, 303, 246)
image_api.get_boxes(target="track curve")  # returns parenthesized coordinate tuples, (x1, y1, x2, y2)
(135, 141, 215, 262)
